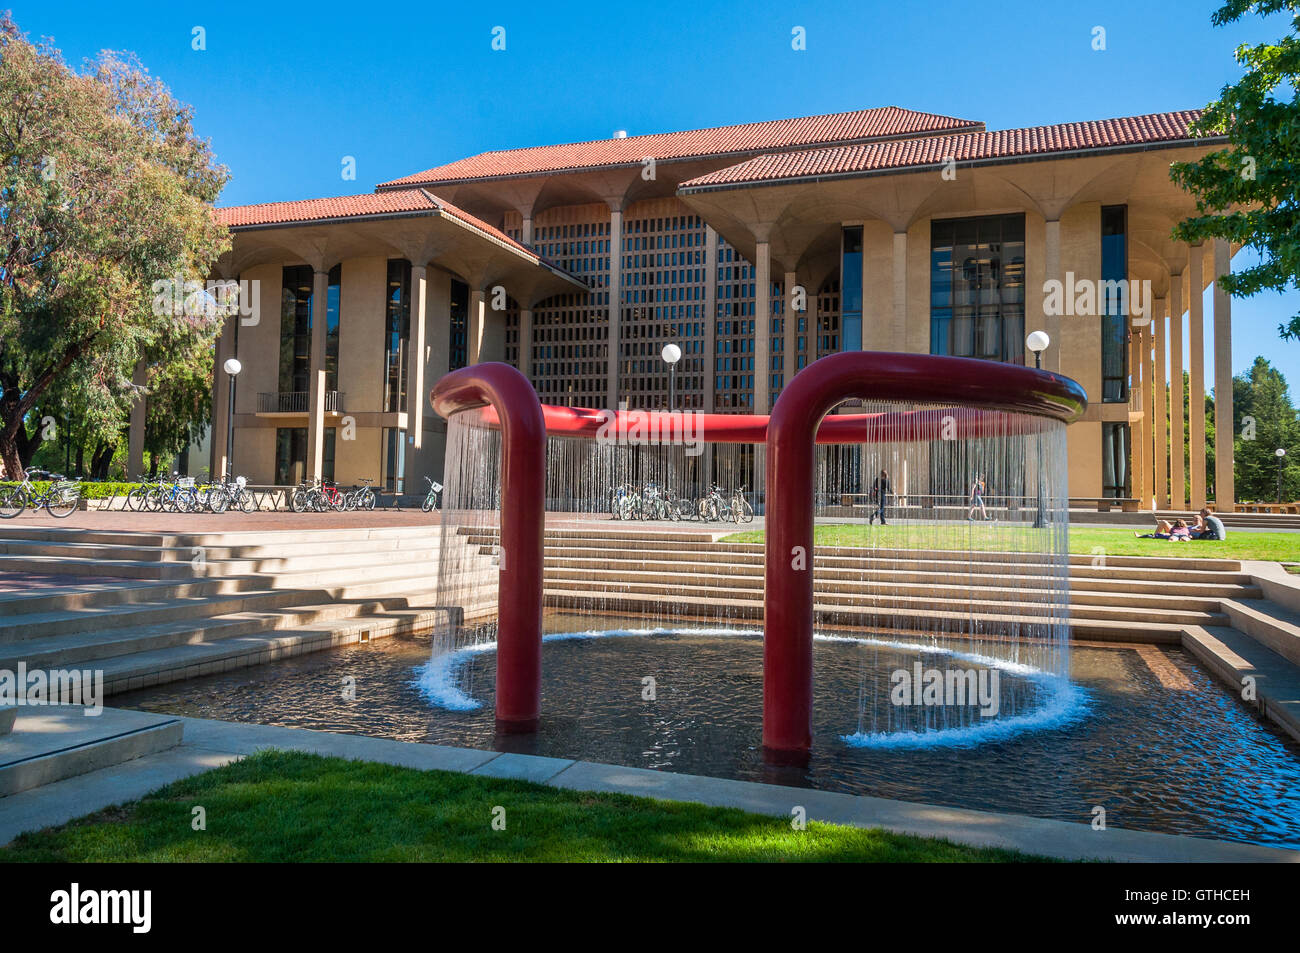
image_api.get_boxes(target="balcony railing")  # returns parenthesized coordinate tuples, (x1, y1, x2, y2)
(256, 391, 345, 414)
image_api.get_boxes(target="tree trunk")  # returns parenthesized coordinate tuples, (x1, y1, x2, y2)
(0, 431, 21, 480)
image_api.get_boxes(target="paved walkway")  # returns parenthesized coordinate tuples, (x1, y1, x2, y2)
(3, 510, 442, 533)
(1, 710, 1294, 861)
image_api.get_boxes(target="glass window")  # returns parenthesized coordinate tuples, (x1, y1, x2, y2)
(841, 226, 863, 352)
(1101, 205, 1128, 403)
(382, 427, 406, 493)
(929, 214, 1025, 363)
(384, 260, 411, 413)
(279, 266, 313, 393)
(275, 427, 334, 485)
(1102, 422, 1130, 498)
(449, 278, 468, 371)
(326, 264, 341, 392)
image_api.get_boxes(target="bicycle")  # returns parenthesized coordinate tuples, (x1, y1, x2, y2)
(290, 480, 318, 513)
(698, 484, 727, 522)
(730, 484, 754, 523)
(125, 474, 157, 511)
(220, 475, 258, 513)
(420, 476, 442, 513)
(344, 478, 377, 511)
(0, 468, 82, 518)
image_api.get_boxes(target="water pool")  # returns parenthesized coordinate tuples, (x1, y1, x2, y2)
(114, 617, 1300, 848)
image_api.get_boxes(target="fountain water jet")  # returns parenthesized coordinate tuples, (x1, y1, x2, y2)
(430, 354, 1087, 758)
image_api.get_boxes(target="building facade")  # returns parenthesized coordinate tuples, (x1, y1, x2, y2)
(204, 105, 1237, 508)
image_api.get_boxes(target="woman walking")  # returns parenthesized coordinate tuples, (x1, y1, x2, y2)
(968, 473, 988, 521)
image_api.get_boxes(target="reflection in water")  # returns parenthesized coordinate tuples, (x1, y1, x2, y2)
(115, 619, 1300, 848)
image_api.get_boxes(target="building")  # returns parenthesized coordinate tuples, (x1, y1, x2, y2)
(205, 105, 1237, 508)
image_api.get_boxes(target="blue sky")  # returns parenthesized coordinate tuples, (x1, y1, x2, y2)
(15, 0, 1300, 389)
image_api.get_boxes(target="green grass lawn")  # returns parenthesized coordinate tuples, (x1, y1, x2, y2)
(721, 524, 1298, 562)
(0, 750, 1047, 863)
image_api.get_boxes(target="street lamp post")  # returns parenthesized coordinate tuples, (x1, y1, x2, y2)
(661, 343, 682, 411)
(1026, 331, 1051, 528)
(1277, 447, 1287, 504)
(223, 358, 242, 480)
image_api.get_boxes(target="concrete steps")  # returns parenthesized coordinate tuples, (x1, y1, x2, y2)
(0, 524, 463, 696)
(0, 706, 183, 797)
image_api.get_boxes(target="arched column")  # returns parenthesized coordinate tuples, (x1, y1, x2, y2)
(1213, 239, 1235, 512)
(1169, 268, 1186, 510)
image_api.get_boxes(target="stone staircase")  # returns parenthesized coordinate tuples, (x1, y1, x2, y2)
(460, 527, 1259, 639)
(458, 525, 1300, 741)
(0, 525, 496, 696)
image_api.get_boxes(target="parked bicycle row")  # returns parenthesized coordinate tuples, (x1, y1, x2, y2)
(609, 482, 754, 523)
(116, 473, 259, 513)
(289, 476, 442, 513)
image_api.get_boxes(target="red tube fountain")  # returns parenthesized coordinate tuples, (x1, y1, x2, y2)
(431, 363, 546, 732)
(762, 352, 1086, 760)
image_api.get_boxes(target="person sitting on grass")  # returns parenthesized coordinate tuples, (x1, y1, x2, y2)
(1136, 518, 1175, 539)
(1190, 507, 1227, 541)
(1169, 518, 1192, 541)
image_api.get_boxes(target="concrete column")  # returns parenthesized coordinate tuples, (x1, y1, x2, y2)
(1129, 327, 1146, 506)
(1169, 270, 1186, 510)
(468, 287, 487, 365)
(211, 313, 235, 480)
(783, 269, 798, 389)
(127, 359, 147, 478)
(703, 225, 717, 413)
(1188, 247, 1206, 509)
(1153, 298, 1169, 509)
(1139, 323, 1153, 508)
(518, 307, 534, 380)
(1043, 220, 1062, 372)
(305, 268, 329, 482)
(892, 231, 908, 350)
(606, 207, 623, 409)
(1213, 238, 1235, 512)
(754, 241, 771, 414)
(426, 270, 452, 382)
(521, 216, 533, 247)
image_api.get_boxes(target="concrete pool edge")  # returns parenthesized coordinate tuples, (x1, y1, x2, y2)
(2, 710, 1295, 862)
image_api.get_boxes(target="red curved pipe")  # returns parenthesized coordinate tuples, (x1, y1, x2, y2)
(431, 363, 546, 732)
(763, 352, 1086, 758)
(472, 401, 1077, 445)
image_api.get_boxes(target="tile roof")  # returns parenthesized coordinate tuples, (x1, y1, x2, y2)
(214, 189, 541, 261)
(375, 106, 984, 188)
(679, 110, 1217, 190)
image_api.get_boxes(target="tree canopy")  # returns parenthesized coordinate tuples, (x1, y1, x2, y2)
(1170, 0, 1300, 341)
(0, 14, 230, 477)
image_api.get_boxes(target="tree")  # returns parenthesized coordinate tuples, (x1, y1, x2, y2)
(1169, 1, 1300, 341)
(0, 15, 230, 477)
(1233, 356, 1300, 499)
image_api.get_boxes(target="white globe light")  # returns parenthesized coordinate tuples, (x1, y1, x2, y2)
(223, 358, 242, 376)
(661, 343, 682, 364)
(1026, 330, 1050, 354)
(1278, 448, 1288, 458)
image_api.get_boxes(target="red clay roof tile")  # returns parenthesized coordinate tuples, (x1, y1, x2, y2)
(679, 110, 1215, 189)
(376, 106, 984, 188)
(214, 189, 541, 261)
